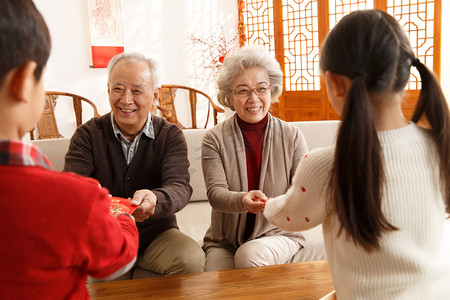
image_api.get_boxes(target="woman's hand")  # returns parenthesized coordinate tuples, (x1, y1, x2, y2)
(130, 189, 158, 222)
(241, 190, 267, 214)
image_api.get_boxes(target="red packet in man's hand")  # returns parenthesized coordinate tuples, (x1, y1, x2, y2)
(109, 196, 138, 215)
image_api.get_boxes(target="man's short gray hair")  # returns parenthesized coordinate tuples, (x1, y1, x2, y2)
(107, 52, 160, 89)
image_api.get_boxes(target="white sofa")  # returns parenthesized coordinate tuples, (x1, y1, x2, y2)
(31, 120, 341, 264)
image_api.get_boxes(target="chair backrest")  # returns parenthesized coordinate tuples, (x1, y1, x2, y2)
(30, 91, 100, 140)
(158, 84, 224, 129)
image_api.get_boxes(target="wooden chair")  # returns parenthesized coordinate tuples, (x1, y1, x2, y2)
(30, 91, 100, 140)
(158, 84, 224, 129)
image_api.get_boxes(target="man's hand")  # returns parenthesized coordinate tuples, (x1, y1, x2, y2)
(130, 189, 158, 222)
(241, 190, 267, 214)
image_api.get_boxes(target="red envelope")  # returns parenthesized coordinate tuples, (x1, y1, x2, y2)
(109, 196, 138, 215)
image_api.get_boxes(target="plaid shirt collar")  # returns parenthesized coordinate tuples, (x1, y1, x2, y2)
(110, 112, 155, 142)
(0, 140, 53, 170)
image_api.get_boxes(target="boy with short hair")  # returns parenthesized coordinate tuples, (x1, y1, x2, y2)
(0, 1, 139, 298)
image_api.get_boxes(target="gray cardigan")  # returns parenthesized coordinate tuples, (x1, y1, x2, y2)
(202, 114, 308, 250)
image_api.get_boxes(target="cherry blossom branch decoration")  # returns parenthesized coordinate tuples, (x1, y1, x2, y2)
(188, 27, 238, 80)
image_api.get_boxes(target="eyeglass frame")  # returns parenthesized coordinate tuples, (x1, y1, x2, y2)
(230, 85, 272, 98)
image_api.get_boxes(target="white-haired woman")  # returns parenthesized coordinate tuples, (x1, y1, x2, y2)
(201, 46, 309, 271)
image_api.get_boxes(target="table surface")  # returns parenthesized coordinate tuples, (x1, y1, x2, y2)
(87, 259, 334, 299)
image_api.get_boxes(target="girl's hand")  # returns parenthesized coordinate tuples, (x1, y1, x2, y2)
(241, 190, 268, 214)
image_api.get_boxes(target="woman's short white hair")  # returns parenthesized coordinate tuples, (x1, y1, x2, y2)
(107, 52, 160, 89)
(217, 45, 283, 110)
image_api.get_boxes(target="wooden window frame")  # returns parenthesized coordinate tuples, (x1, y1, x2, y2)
(241, 0, 442, 121)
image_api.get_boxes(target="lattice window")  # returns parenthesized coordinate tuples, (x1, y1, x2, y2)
(242, 0, 438, 91)
(282, 1, 320, 91)
(243, 0, 275, 54)
(329, 1, 374, 29)
(386, 0, 435, 90)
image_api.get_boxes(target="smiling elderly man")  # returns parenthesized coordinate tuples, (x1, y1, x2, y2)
(64, 52, 205, 279)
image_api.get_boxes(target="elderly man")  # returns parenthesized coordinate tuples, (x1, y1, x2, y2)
(64, 52, 205, 278)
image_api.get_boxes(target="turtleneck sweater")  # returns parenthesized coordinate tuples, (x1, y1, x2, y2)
(237, 113, 268, 240)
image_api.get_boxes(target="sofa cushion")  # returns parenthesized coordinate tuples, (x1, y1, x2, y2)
(175, 200, 211, 244)
(31, 138, 71, 172)
(183, 129, 208, 201)
(290, 120, 339, 150)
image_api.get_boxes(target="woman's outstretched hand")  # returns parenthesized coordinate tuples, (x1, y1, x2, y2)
(241, 190, 268, 214)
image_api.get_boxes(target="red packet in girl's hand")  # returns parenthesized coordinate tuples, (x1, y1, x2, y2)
(109, 196, 138, 215)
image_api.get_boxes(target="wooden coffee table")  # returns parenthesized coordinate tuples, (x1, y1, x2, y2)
(87, 259, 334, 299)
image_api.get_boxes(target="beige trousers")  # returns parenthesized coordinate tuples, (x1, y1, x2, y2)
(136, 228, 205, 276)
(88, 228, 205, 283)
(205, 235, 301, 272)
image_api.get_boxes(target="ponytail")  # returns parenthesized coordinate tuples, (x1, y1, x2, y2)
(330, 76, 397, 252)
(411, 59, 450, 213)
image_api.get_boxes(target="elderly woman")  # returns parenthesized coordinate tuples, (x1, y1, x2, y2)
(201, 46, 309, 271)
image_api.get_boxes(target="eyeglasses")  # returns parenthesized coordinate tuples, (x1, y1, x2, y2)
(231, 85, 271, 98)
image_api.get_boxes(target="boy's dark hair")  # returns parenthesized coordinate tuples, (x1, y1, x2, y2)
(320, 10, 450, 251)
(0, 0, 51, 84)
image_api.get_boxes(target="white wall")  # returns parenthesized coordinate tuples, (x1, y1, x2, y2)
(31, 1, 450, 139)
(32, 0, 238, 138)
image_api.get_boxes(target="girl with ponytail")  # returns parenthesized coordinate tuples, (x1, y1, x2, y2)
(264, 9, 450, 299)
